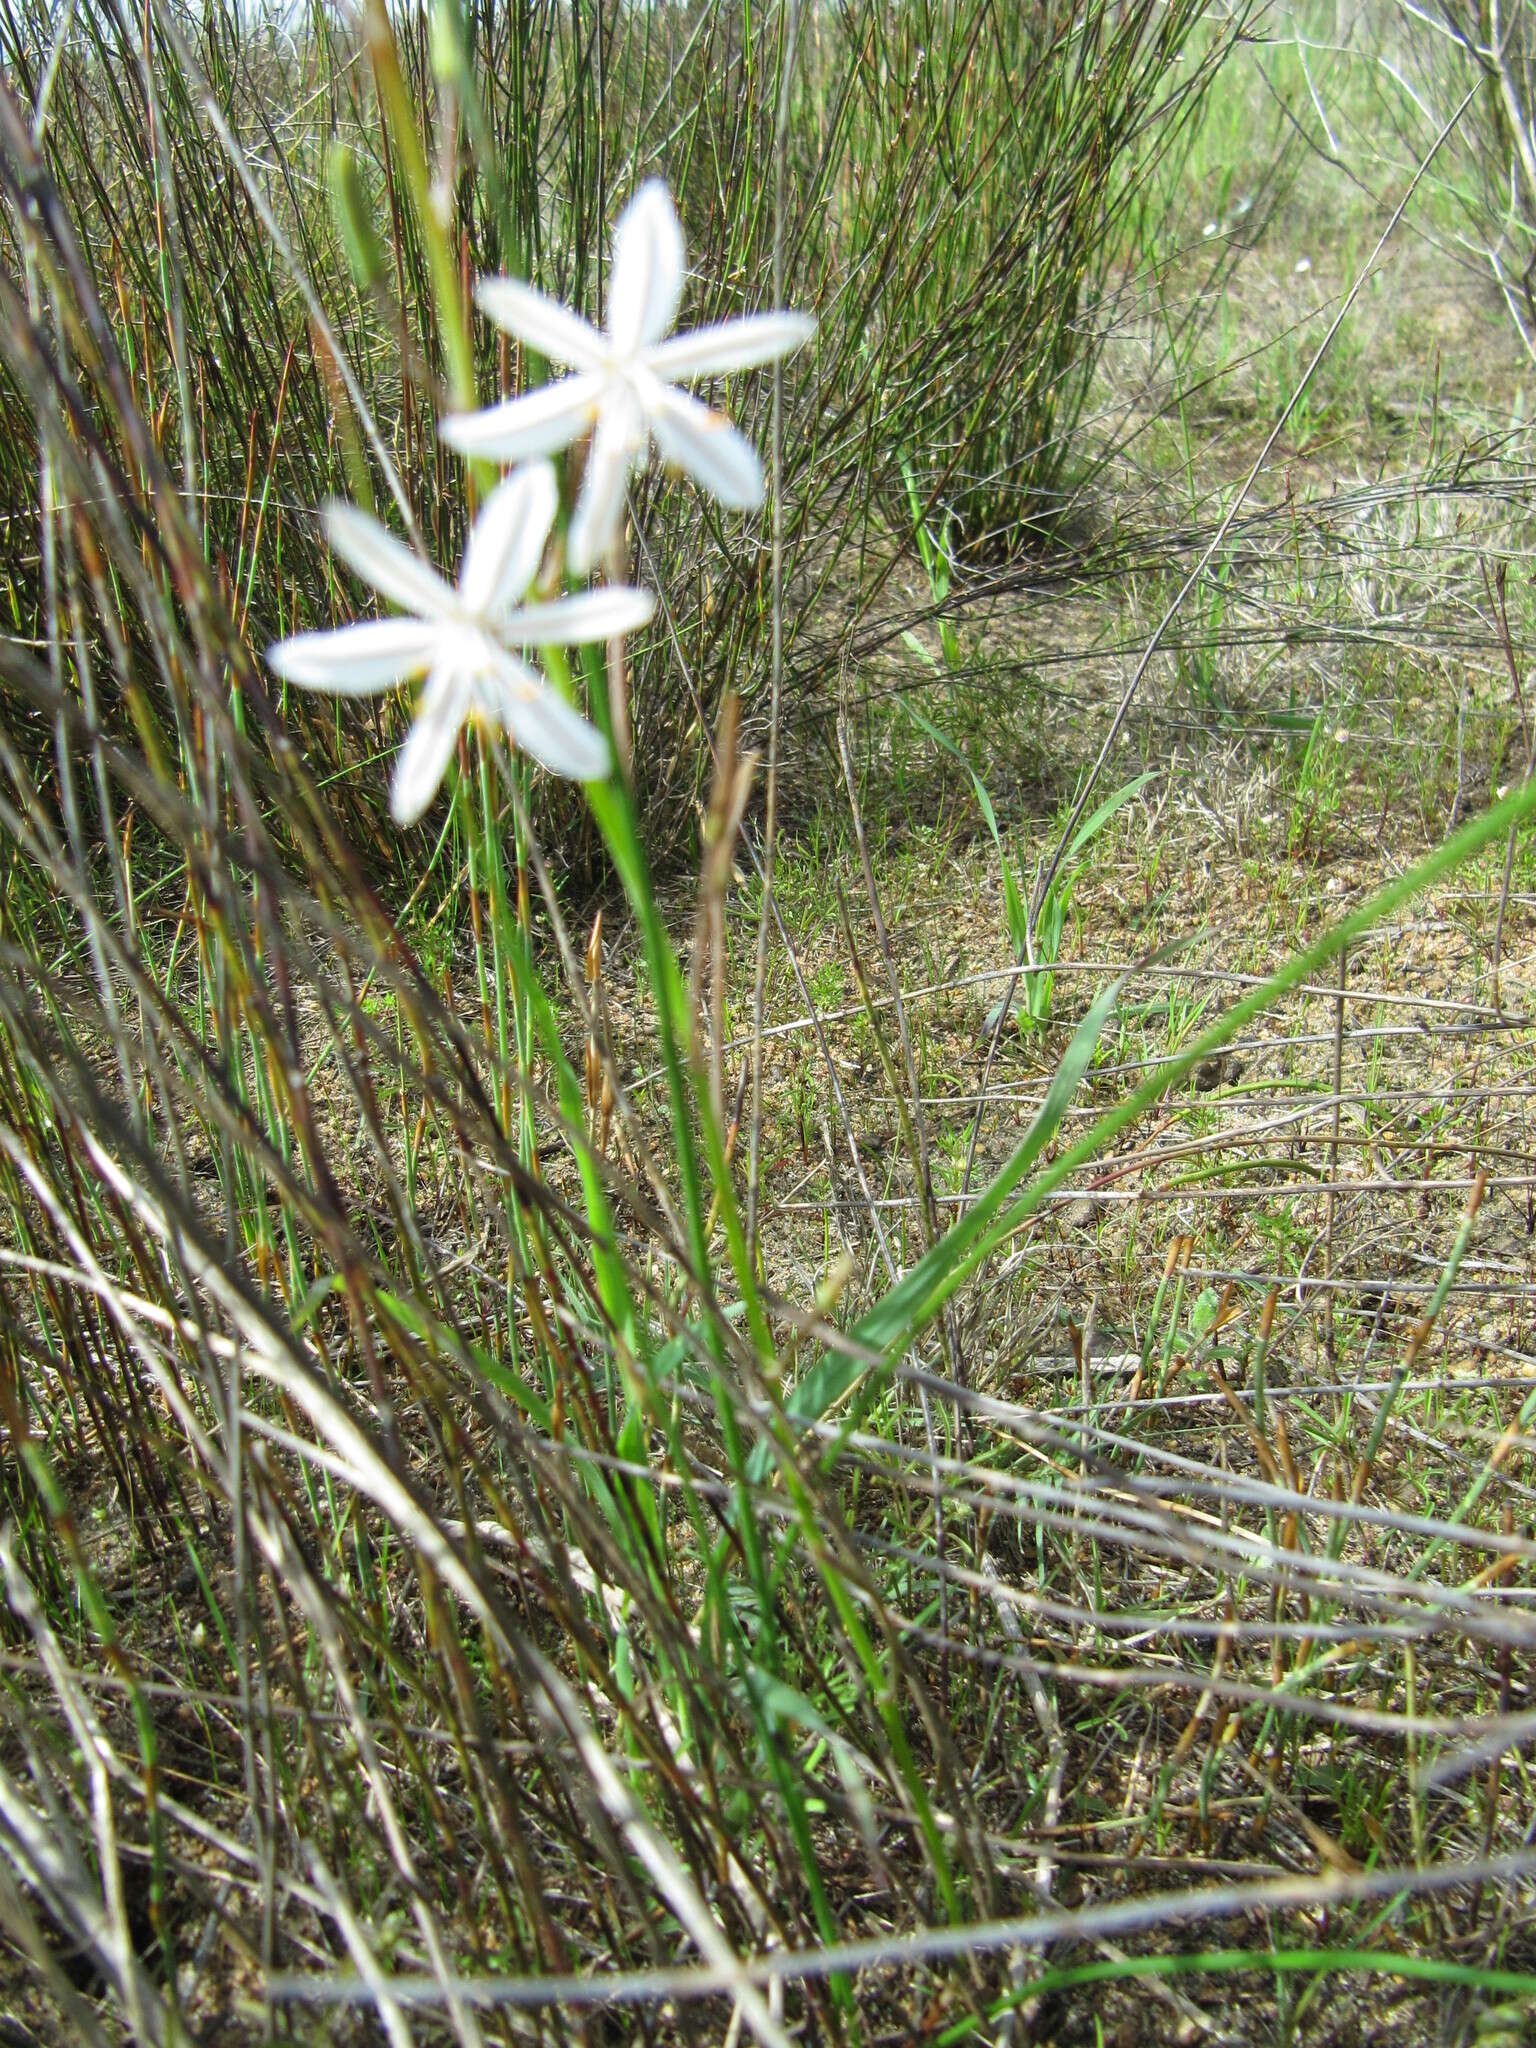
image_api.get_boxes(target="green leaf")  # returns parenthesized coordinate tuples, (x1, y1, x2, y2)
(753, 972, 1124, 1473)
(1066, 769, 1155, 863)
(876, 773, 1536, 1362)
(1190, 1286, 1221, 1337)
(900, 699, 1027, 955)
(940, 1951, 1536, 2048)
(1001, 858, 1028, 958)
(766, 775, 1536, 1477)
(741, 1663, 834, 1740)
(901, 628, 940, 673)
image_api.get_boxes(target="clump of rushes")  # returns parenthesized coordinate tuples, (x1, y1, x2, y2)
(0, 0, 1252, 871)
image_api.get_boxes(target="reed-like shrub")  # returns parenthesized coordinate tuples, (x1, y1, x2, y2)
(0, 0, 1244, 864)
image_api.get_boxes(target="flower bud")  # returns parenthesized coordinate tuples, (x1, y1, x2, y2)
(327, 144, 386, 294)
(585, 909, 603, 987)
(430, 0, 469, 84)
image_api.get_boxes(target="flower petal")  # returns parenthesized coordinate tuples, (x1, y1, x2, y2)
(648, 311, 816, 381)
(265, 618, 440, 693)
(322, 502, 453, 617)
(459, 462, 559, 617)
(607, 178, 686, 355)
(508, 586, 656, 647)
(390, 671, 467, 826)
(475, 276, 605, 371)
(567, 394, 645, 577)
(648, 385, 764, 510)
(491, 654, 611, 781)
(439, 373, 605, 464)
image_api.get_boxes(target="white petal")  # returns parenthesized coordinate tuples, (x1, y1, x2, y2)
(322, 502, 453, 617)
(567, 395, 645, 577)
(508, 586, 656, 647)
(459, 462, 559, 616)
(648, 311, 816, 381)
(491, 655, 611, 781)
(439, 374, 605, 464)
(265, 618, 440, 693)
(648, 385, 764, 510)
(475, 276, 605, 371)
(607, 178, 685, 355)
(390, 672, 467, 826)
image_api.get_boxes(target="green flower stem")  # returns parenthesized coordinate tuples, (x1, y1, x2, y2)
(564, 640, 783, 1643)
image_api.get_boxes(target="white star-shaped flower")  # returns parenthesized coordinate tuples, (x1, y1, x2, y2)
(267, 463, 651, 824)
(440, 179, 815, 575)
